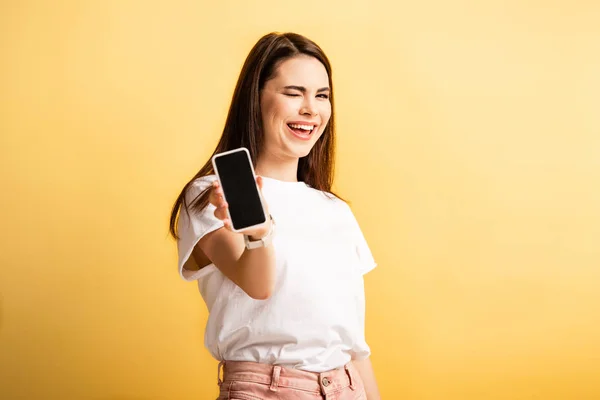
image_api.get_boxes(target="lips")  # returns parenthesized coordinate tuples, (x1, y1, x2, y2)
(286, 122, 317, 141)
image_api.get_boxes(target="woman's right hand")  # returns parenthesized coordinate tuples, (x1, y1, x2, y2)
(202, 176, 276, 299)
(208, 176, 272, 239)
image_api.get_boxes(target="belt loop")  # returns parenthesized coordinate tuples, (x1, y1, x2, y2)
(217, 361, 225, 386)
(269, 366, 281, 392)
(344, 364, 355, 390)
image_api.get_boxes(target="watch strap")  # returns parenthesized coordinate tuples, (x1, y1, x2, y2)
(243, 215, 275, 249)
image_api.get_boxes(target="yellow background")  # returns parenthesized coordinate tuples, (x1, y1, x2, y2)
(1, 1, 599, 399)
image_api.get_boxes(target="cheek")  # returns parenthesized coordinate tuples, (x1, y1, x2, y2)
(275, 99, 297, 119)
(262, 98, 292, 125)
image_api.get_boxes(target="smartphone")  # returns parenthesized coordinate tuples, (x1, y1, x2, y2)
(211, 147, 267, 232)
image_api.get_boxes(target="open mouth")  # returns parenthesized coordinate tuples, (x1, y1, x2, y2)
(287, 123, 316, 139)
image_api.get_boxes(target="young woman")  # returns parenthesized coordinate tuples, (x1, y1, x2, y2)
(170, 32, 381, 400)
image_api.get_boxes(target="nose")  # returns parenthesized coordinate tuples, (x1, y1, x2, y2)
(300, 97, 318, 117)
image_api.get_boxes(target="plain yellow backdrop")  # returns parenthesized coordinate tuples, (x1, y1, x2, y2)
(1, 1, 599, 399)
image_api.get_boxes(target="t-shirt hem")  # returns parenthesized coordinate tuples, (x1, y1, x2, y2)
(361, 262, 377, 276)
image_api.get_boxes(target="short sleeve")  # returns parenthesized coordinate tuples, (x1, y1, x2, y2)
(177, 175, 224, 281)
(347, 207, 377, 275)
(351, 336, 372, 361)
(356, 230, 377, 275)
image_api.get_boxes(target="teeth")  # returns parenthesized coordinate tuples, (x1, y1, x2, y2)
(289, 123, 314, 131)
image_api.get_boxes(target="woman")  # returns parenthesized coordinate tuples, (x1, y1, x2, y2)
(170, 32, 381, 399)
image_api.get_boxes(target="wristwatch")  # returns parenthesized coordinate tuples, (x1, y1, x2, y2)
(243, 215, 276, 249)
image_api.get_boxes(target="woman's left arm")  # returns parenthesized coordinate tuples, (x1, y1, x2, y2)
(353, 357, 381, 399)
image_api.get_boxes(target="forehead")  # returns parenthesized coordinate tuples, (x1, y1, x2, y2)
(269, 55, 330, 88)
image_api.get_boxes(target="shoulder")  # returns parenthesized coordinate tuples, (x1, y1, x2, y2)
(192, 174, 217, 189)
(188, 174, 217, 193)
(184, 174, 218, 204)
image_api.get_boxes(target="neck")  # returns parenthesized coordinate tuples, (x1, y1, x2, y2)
(255, 151, 300, 182)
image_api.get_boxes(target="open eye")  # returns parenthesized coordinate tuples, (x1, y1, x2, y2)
(317, 94, 329, 99)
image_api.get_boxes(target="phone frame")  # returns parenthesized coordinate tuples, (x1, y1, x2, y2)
(211, 147, 268, 233)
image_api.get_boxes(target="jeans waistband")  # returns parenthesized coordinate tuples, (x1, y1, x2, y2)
(217, 360, 357, 395)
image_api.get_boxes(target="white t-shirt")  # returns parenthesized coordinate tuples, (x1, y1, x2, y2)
(177, 175, 377, 372)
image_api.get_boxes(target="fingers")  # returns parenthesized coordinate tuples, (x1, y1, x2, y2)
(214, 203, 229, 221)
(208, 181, 222, 206)
(210, 180, 231, 228)
(210, 177, 268, 232)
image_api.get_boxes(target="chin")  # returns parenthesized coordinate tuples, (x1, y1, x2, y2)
(286, 143, 316, 159)
(296, 148, 313, 158)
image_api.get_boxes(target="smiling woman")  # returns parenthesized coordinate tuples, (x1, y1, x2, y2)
(169, 32, 381, 400)
(259, 55, 332, 154)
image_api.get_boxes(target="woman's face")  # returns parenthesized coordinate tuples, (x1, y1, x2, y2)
(260, 55, 332, 160)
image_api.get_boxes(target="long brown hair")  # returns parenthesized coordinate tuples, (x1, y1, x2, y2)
(169, 32, 340, 240)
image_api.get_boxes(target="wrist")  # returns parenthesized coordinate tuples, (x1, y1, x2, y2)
(244, 215, 275, 249)
(248, 225, 270, 241)
(248, 216, 273, 239)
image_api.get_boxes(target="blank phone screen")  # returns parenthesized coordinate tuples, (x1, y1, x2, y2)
(214, 150, 266, 230)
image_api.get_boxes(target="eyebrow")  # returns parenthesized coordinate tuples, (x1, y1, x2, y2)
(283, 85, 330, 93)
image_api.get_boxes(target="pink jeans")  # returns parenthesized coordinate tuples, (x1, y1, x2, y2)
(216, 360, 366, 400)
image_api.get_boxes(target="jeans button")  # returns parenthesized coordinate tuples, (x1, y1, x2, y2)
(322, 377, 330, 387)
